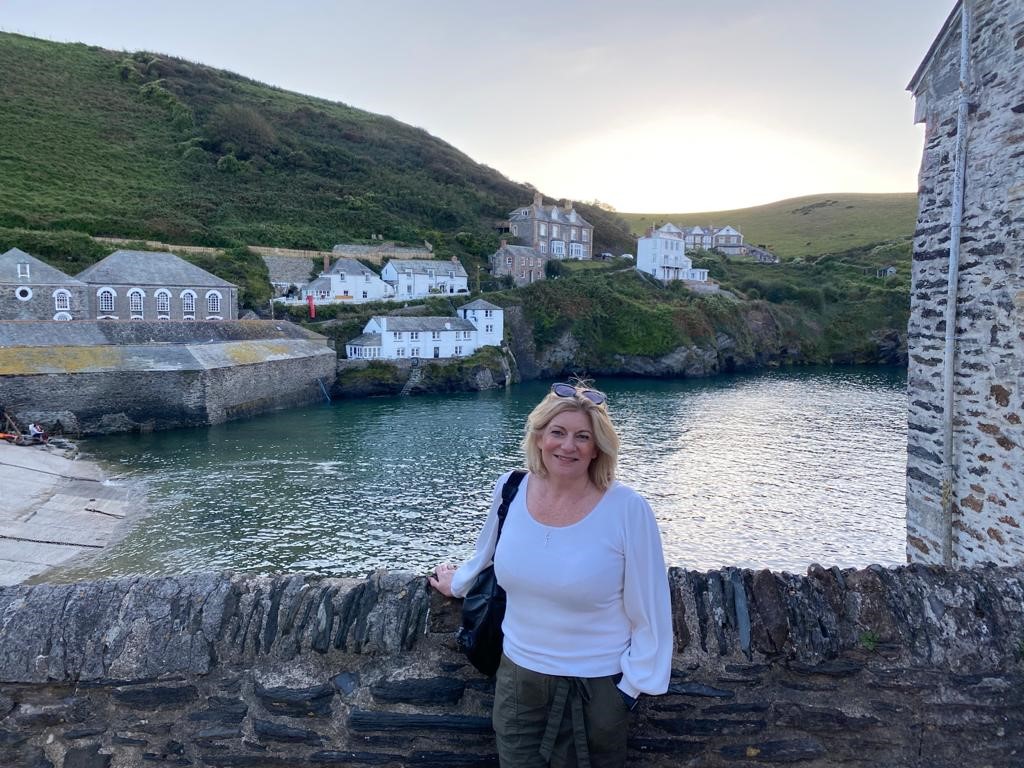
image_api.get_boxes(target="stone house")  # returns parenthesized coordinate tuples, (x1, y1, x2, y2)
(635, 224, 709, 283)
(292, 258, 395, 305)
(74, 250, 238, 321)
(0, 248, 89, 321)
(381, 257, 469, 299)
(489, 242, 549, 287)
(679, 225, 745, 256)
(904, 0, 1022, 567)
(507, 192, 593, 260)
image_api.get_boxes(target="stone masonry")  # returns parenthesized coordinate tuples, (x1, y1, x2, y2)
(905, 0, 1024, 565)
(0, 321, 336, 434)
(0, 566, 1021, 768)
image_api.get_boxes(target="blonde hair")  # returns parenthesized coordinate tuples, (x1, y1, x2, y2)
(521, 391, 619, 490)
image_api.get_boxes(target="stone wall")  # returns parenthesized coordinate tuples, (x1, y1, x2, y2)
(0, 321, 336, 434)
(906, 0, 1024, 565)
(0, 566, 1020, 767)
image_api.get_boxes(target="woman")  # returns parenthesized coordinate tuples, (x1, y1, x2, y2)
(430, 382, 672, 768)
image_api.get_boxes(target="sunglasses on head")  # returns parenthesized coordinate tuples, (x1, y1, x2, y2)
(551, 382, 607, 405)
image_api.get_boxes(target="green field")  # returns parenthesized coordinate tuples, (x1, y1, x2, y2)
(621, 193, 918, 259)
(0, 33, 632, 259)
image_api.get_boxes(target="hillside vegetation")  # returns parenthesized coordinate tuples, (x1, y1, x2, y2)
(621, 193, 918, 259)
(0, 33, 632, 258)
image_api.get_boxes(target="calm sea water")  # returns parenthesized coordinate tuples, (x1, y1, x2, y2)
(59, 367, 908, 580)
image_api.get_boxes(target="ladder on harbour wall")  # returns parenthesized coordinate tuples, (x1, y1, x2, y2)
(400, 366, 423, 396)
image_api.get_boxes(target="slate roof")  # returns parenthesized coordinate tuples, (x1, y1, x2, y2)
(75, 250, 236, 288)
(347, 332, 382, 347)
(460, 299, 501, 311)
(305, 275, 333, 293)
(328, 258, 377, 276)
(495, 245, 547, 259)
(262, 255, 316, 287)
(379, 316, 476, 332)
(386, 259, 467, 278)
(0, 248, 84, 286)
(508, 205, 592, 228)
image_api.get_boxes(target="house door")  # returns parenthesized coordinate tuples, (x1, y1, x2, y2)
(433, 347, 440, 358)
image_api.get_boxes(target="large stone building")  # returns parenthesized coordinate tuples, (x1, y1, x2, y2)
(507, 192, 593, 260)
(489, 241, 549, 287)
(905, 0, 1022, 566)
(74, 250, 239, 321)
(0, 248, 89, 321)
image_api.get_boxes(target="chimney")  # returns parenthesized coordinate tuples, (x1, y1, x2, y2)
(323, 254, 330, 274)
(562, 199, 573, 211)
(533, 191, 542, 207)
(500, 239, 507, 248)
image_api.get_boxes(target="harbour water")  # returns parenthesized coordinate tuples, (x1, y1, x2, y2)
(60, 367, 908, 580)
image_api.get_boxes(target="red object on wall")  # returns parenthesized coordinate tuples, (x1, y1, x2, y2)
(307, 294, 316, 318)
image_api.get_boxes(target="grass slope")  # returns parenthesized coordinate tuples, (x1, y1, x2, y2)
(0, 33, 632, 257)
(621, 193, 918, 259)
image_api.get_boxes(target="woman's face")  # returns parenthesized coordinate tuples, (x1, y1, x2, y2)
(536, 408, 598, 482)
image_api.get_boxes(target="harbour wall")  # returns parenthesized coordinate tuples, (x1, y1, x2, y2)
(0, 565, 1020, 767)
(0, 321, 336, 434)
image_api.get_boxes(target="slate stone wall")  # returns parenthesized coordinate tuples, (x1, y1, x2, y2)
(0, 566, 1021, 767)
(906, 0, 1024, 565)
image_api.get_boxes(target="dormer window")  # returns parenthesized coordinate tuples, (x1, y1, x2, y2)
(17, 263, 29, 279)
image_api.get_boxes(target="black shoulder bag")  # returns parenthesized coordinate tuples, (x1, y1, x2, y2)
(456, 470, 527, 676)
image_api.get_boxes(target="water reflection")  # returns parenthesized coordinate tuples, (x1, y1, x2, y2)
(59, 367, 907, 580)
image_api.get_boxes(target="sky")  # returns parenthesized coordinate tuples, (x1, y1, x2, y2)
(2, 1, 955, 213)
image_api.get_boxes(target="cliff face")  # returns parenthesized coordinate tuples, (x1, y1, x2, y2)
(504, 302, 905, 381)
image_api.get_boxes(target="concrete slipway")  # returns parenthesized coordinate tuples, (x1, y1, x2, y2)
(0, 441, 130, 585)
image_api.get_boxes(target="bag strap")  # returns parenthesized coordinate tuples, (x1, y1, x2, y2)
(494, 470, 527, 546)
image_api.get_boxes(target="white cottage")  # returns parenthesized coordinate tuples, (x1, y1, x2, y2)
(636, 224, 708, 283)
(288, 258, 395, 305)
(346, 303, 504, 361)
(381, 258, 469, 299)
(457, 299, 503, 348)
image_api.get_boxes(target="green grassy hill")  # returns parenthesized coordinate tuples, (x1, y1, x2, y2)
(0, 33, 632, 257)
(621, 193, 918, 259)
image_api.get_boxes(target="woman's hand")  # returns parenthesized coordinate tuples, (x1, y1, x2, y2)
(428, 563, 457, 597)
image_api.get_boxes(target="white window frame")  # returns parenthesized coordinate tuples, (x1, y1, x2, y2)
(206, 290, 222, 317)
(53, 289, 71, 312)
(53, 312, 72, 321)
(181, 290, 196, 319)
(129, 289, 145, 317)
(16, 263, 30, 279)
(410, 331, 419, 340)
(97, 287, 116, 314)
(431, 331, 441, 340)
(155, 289, 171, 315)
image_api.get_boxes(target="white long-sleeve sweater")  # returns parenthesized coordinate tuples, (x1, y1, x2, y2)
(452, 471, 672, 699)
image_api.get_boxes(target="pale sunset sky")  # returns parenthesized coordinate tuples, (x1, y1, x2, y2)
(3, 1, 954, 213)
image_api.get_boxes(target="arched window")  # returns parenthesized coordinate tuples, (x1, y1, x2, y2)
(181, 290, 196, 318)
(155, 289, 171, 316)
(128, 289, 145, 317)
(97, 288, 116, 315)
(53, 312, 72, 321)
(53, 289, 71, 312)
(206, 291, 222, 316)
